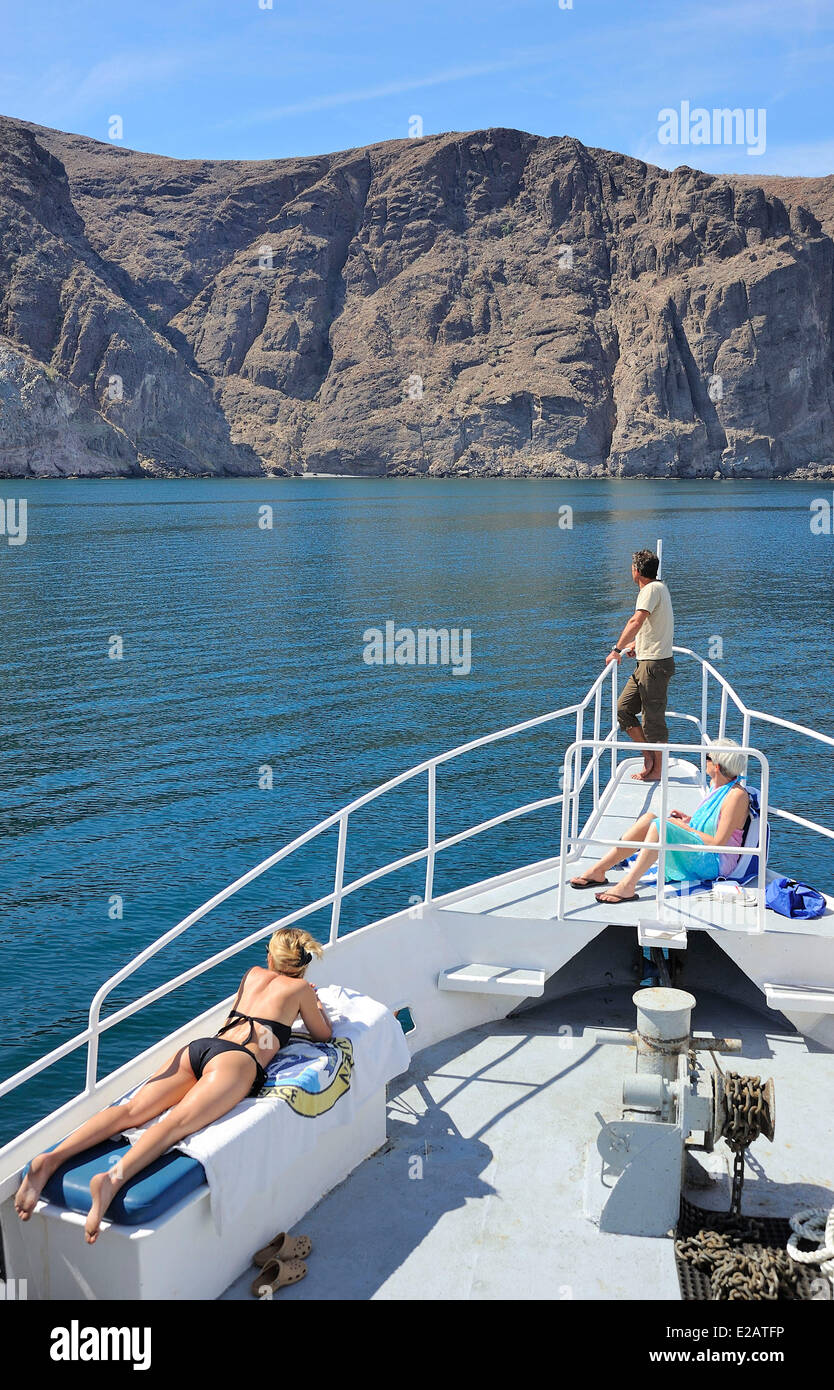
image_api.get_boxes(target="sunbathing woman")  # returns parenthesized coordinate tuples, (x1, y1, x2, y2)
(570, 740, 750, 904)
(14, 927, 331, 1244)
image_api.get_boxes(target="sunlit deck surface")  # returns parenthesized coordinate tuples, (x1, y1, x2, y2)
(220, 986, 834, 1301)
(442, 758, 834, 937)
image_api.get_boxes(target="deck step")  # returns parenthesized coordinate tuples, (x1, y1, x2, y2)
(638, 919, 688, 950)
(438, 964, 546, 997)
(764, 983, 834, 1014)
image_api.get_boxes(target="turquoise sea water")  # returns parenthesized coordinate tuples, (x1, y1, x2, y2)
(2, 478, 833, 1146)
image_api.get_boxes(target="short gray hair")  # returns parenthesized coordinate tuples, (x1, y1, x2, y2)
(709, 738, 748, 779)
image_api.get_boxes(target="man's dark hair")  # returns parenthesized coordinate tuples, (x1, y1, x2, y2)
(632, 549, 659, 579)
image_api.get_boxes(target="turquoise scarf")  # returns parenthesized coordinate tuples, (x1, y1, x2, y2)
(688, 776, 742, 836)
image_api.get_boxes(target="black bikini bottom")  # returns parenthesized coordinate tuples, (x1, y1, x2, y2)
(188, 1037, 267, 1098)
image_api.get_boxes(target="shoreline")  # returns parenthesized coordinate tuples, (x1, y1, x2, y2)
(2, 469, 833, 483)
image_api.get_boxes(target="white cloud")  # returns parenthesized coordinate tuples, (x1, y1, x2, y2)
(0, 44, 221, 126)
(218, 48, 564, 128)
(72, 49, 197, 107)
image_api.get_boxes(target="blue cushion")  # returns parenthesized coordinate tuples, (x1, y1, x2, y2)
(30, 1138, 206, 1226)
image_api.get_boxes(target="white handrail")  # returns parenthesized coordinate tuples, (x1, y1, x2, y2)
(76, 676, 613, 1088)
(2, 648, 832, 1120)
(2, 667, 617, 1106)
(772, 807, 834, 841)
(747, 707, 834, 748)
(672, 646, 749, 721)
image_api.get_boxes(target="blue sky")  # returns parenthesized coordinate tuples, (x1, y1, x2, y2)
(1, 0, 833, 173)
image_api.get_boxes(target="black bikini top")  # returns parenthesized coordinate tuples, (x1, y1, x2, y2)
(216, 969, 293, 1049)
(216, 1011, 292, 1049)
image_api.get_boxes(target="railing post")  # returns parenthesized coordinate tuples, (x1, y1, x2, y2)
(756, 752, 769, 935)
(329, 813, 349, 943)
(610, 661, 619, 781)
(718, 687, 728, 743)
(700, 665, 709, 786)
(593, 684, 601, 811)
(425, 763, 436, 904)
(571, 708, 583, 851)
(655, 746, 669, 921)
(85, 1026, 99, 1095)
(557, 743, 575, 921)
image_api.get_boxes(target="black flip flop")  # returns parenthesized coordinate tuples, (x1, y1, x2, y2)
(595, 889, 639, 904)
(570, 876, 609, 889)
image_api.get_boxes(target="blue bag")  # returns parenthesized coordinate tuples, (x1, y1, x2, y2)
(765, 877, 826, 919)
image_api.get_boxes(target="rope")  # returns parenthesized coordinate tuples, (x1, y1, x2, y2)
(786, 1207, 834, 1286)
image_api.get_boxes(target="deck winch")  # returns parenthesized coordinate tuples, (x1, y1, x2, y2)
(584, 988, 775, 1237)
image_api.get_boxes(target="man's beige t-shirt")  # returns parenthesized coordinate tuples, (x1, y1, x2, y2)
(634, 581, 674, 660)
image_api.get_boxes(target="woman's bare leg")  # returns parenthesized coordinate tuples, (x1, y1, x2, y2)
(571, 811, 656, 885)
(597, 823, 661, 901)
(85, 1051, 257, 1243)
(14, 1047, 196, 1221)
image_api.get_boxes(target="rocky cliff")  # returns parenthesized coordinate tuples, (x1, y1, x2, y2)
(1, 116, 833, 478)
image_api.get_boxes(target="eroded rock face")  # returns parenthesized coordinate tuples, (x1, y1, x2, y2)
(1, 116, 832, 478)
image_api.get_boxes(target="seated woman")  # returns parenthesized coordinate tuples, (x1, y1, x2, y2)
(14, 927, 331, 1245)
(570, 740, 750, 905)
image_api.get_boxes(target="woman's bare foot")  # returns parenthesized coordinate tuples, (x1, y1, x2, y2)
(14, 1152, 56, 1220)
(595, 886, 640, 904)
(85, 1169, 122, 1244)
(570, 870, 608, 888)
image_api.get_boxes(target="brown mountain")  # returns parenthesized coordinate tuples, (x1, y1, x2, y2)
(1, 115, 833, 479)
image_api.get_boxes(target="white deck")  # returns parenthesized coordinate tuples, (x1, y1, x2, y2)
(441, 758, 834, 939)
(220, 985, 834, 1301)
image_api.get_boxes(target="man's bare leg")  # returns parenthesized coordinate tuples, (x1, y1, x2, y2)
(623, 724, 660, 780)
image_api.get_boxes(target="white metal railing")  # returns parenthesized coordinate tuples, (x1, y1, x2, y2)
(2, 646, 833, 1132)
(557, 737, 771, 933)
(0, 660, 614, 1114)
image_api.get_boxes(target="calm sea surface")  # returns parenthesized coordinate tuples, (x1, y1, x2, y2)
(2, 478, 833, 1145)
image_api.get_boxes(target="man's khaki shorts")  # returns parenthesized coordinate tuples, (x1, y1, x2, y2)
(617, 657, 675, 744)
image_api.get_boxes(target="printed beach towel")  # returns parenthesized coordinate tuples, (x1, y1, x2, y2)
(255, 1036, 354, 1116)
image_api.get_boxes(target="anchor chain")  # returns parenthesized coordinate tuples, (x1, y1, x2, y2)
(675, 1071, 799, 1299)
(721, 1073, 772, 1218)
(676, 1219, 805, 1300)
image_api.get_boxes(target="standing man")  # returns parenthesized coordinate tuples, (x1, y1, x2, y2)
(605, 549, 675, 782)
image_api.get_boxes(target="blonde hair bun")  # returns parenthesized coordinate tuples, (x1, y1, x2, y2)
(267, 927, 324, 977)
